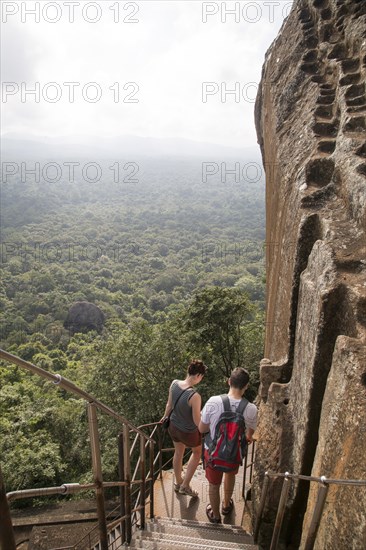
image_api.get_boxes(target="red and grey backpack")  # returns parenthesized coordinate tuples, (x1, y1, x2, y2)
(204, 395, 248, 472)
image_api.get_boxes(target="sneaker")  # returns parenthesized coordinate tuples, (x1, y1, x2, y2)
(178, 485, 199, 498)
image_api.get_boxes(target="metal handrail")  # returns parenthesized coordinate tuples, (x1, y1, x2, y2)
(242, 439, 256, 499)
(259, 471, 366, 486)
(130, 423, 192, 522)
(0, 348, 156, 550)
(0, 349, 153, 441)
(254, 470, 366, 550)
(7, 483, 96, 502)
(1, 348, 256, 550)
(69, 421, 182, 549)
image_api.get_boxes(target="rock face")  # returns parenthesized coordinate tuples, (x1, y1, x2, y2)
(253, 0, 366, 548)
(64, 301, 105, 335)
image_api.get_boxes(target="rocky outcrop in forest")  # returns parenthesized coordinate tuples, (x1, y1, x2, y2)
(253, 0, 366, 548)
(64, 301, 105, 334)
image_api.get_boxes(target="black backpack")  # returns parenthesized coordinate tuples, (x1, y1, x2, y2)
(204, 395, 248, 472)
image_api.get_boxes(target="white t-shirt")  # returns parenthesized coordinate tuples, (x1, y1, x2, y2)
(201, 395, 258, 440)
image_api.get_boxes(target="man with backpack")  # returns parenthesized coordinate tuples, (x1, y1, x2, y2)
(199, 367, 258, 523)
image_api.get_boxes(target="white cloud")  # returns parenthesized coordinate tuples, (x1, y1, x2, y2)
(1, 1, 293, 148)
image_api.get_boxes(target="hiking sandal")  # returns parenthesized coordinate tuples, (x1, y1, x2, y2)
(206, 504, 221, 524)
(221, 498, 234, 515)
(173, 483, 181, 492)
(178, 485, 199, 498)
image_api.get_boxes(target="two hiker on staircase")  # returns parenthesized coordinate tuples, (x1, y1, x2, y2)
(163, 361, 258, 524)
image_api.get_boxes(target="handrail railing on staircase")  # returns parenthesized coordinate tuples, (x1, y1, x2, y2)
(71, 420, 186, 550)
(0, 348, 155, 550)
(242, 438, 256, 500)
(254, 471, 366, 550)
(0, 348, 258, 550)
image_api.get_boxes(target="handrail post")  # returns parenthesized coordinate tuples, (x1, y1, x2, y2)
(242, 445, 249, 499)
(270, 473, 291, 550)
(149, 440, 155, 520)
(243, 440, 256, 499)
(87, 402, 108, 550)
(254, 472, 270, 543)
(123, 423, 132, 544)
(158, 425, 163, 478)
(0, 464, 16, 550)
(250, 440, 256, 482)
(303, 478, 329, 550)
(140, 436, 146, 530)
(118, 433, 126, 545)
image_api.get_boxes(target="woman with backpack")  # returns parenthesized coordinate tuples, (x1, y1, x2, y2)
(162, 359, 208, 498)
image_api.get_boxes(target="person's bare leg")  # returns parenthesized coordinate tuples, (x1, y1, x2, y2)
(208, 483, 221, 519)
(223, 472, 236, 508)
(181, 445, 201, 489)
(173, 441, 185, 485)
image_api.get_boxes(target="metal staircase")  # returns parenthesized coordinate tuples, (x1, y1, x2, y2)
(2, 349, 364, 550)
(0, 349, 257, 550)
(123, 516, 257, 549)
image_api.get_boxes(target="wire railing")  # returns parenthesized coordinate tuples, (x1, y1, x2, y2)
(254, 471, 366, 550)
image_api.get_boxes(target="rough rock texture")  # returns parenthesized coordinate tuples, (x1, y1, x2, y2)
(64, 301, 105, 334)
(253, 1, 366, 548)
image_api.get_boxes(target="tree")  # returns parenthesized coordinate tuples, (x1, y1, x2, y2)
(184, 286, 263, 380)
(0, 360, 88, 494)
(90, 318, 190, 427)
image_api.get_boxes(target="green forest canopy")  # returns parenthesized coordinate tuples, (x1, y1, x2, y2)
(0, 156, 266, 495)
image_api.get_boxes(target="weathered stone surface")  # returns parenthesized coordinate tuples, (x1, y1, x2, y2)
(300, 336, 366, 550)
(253, 0, 366, 548)
(64, 301, 105, 334)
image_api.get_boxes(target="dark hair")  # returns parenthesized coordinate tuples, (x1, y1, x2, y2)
(229, 367, 250, 389)
(187, 359, 208, 376)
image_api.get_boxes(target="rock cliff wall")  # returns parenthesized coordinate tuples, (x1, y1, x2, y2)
(253, 0, 366, 548)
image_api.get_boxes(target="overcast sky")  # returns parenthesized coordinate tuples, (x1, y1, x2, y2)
(1, 1, 293, 149)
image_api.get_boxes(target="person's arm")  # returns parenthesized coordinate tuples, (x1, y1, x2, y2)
(190, 392, 202, 427)
(246, 427, 255, 443)
(199, 419, 210, 434)
(245, 403, 258, 442)
(198, 398, 211, 433)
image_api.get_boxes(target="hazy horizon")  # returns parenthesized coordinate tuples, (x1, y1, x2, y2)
(1, 1, 294, 150)
(1, 131, 263, 160)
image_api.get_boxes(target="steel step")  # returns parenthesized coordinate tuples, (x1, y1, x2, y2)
(146, 521, 254, 543)
(124, 516, 257, 550)
(135, 530, 253, 547)
(127, 538, 257, 550)
(152, 515, 249, 533)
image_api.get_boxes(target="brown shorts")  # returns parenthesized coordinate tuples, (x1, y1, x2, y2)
(168, 422, 202, 448)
